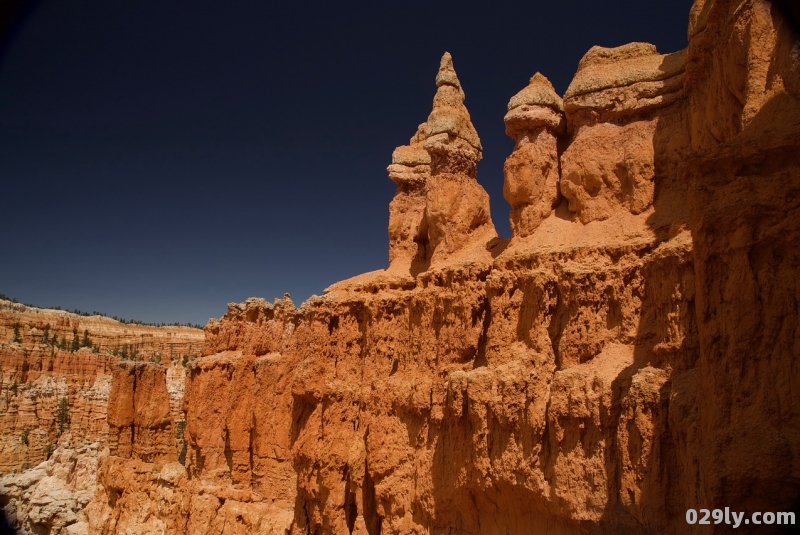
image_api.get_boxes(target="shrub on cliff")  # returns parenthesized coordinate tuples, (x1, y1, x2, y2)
(70, 327, 80, 352)
(12, 322, 21, 343)
(56, 397, 70, 436)
(80, 329, 91, 349)
(20, 428, 29, 446)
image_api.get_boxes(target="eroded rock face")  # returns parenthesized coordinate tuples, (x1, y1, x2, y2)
(503, 73, 565, 237)
(387, 125, 431, 269)
(6, 1, 800, 533)
(681, 0, 800, 519)
(1, 436, 102, 535)
(0, 301, 199, 471)
(107, 362, 177, 463)
(387, 53, 496, 271)
(560, 43, 689, 224)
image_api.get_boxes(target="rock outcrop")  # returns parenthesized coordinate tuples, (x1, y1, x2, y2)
(503, 73, 565, 237)
(0, 301, 201, 471)
(388, 52, 497, 273)
(1, 435, 102, 535)
(6, 0, 800, 534)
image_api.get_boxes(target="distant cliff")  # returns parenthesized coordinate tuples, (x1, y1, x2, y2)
(0, 299, 202, 472)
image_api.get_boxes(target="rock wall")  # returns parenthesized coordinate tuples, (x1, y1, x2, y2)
(0, 301, 201, 471)
(0, 299, 204, 361)
(13, 0, 800, 534)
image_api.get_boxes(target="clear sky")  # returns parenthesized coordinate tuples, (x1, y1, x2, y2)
(0, 0, 691, 325)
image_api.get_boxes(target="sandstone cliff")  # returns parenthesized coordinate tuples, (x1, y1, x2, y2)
(7, 0, 800, 534)
(0, 301, 202, 471)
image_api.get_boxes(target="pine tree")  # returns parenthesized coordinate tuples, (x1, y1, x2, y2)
(70, 327, 80, 352)
(42, 324, 50, 345)
(12, 322, 21, 343)
(81, 329, 91, 348)
(56, 397, 70, 436)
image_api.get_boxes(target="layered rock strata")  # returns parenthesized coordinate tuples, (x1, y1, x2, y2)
(0, 299, 204, 361)
(388, 52, 497, 273)
(0, 301, 200, 471)
(9, 0, 800, 534)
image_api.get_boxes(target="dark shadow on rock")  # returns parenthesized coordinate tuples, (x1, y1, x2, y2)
(485, 236, 510, 259)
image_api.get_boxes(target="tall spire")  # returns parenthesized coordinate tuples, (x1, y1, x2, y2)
(386, 52, 496, 272)
(435, 52, 460, 88)
(424, 52, 482, 153)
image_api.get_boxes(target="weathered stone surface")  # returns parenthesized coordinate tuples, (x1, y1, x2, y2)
(503, 73, 564, 237)
(387, 52, 496, 272)
(107, 362, 177, 463)
(559, 41, 690, 224)
(1, 437, 101, 535)
(5, 1, 800, 534)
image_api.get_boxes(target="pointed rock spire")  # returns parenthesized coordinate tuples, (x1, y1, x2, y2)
(424, 52, 482, 153)
(435, 52, 461, 88)
(386, 52, 496, 271)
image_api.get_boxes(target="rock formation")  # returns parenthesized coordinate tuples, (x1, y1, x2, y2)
(1, 436, 102, 535)
(4, 0, 800, 533)
(0, 300, 201, 471)
(388, 52, 497, 273)
(503, 73, 565, 237)
(560, 43, 688, 224)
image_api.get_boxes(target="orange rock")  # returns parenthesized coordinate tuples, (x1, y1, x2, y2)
(503, 73, 564, 237)
(9, 1, 800, 534)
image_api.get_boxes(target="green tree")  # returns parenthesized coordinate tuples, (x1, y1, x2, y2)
(20, 428, 29, 446)
(51, 332, 59, 348)
(81, 329, 91, 348)
(56, 397, 70, 436)
(12, 322, 21, 343)
(175, 421, 187, 465)
(70, 327, 80, 352)
(42, 324, 50, 345)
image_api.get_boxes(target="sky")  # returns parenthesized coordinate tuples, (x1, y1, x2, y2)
(0, 0, 692, 325)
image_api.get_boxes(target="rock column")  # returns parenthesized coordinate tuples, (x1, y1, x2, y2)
(503, 73, 565, 237)
(386, 52, 496, 269)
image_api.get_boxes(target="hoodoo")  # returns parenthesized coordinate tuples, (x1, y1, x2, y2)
(388, 52, 496, 273)
(503, 73, 565, 237)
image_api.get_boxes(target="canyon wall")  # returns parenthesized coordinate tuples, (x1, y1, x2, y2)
(0, 301, 202, 472)
(4, 0, 799, 533)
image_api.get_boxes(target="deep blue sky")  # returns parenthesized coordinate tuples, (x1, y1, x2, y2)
(0, 0, 691, 325)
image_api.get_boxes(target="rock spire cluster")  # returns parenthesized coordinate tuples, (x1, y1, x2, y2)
(387, 52, 495, 271)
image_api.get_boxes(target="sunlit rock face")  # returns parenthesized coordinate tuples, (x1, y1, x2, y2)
(503, 73, 565, 238)
(5, 1, 800, 533)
